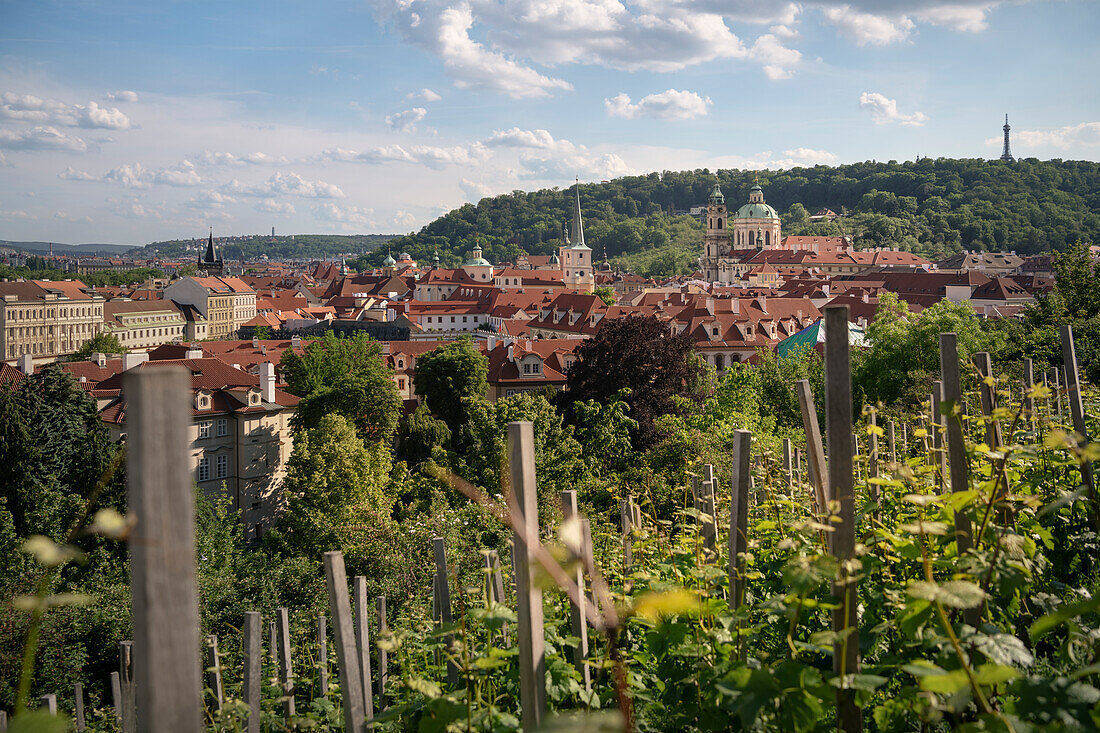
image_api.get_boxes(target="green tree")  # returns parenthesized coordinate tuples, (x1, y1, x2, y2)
(292, 371, 401, 444)
(396, 403, 452, 467)
(69, 333, 125, 360)
(279, 414, 393, 550)
(1051, 240, 1100, 319)
(594, 285, 616, 306)
(413, 337, 489, 437)
(280, 331, 388, 397)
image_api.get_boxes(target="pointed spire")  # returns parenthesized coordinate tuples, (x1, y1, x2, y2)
(570, 178, 588, 249)
(202, 228, 219, 264)
(1001, 114, 1014, 162)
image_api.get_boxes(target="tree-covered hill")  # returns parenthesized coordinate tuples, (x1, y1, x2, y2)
(130, 233, 396, 261)
(355, 158, 1100, 278)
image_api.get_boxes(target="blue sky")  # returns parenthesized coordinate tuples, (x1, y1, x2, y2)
(1, 0, 1097, 244)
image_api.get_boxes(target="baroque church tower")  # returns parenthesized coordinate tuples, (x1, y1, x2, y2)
(560, 180, 594, 292)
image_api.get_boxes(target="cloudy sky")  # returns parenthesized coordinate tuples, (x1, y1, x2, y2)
(1, 0, 1097, 244)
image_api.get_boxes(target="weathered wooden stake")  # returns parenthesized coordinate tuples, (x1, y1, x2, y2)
(323, 551, 366, 733)
(110, 671, 123, 729)
(868, 410, 880, 491)
(74, 682, 85, 732)
(796, 379, 830, 518)
(620, 498, 634, 575)
(353, 578, 375, 722)
(277, 607, 295, 718)
(124, 367, 202, 732)
(1053, 368, 1063, 419)
(783, 438, 793, 488)
(901, 422, 908, 458)
(119, 640, 134, 733)
(205, 634, 224, 711)
(269, 619, 278, 671)
(508, 421, 546, 730)
(1023, 358, 1035, 421)
(824, 305, 860, 732)
(376, 596, 388, 711)
(242, 612, 261, 733)
(973, 352, 1003, 450)
(932, 380, 947, 486)
(432, 537, 460, 687)
(561, 490, 591, 691)
(37, 695, 56, 714)
(316, 615, 329, 696)
(729, 430, 752, 608)
(1061, 325, 1097, 526)
(940, 334, 980, 628)
(888, 419, 897, 464)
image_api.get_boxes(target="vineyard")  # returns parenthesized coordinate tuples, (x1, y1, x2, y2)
(8, 307, 1100, 732)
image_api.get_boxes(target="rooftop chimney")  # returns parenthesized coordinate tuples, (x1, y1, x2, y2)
(122, 352, 149, 371)
(291, 335, 301, 350)
(18, 353, 33, 375)
(186, 347, 203, 359)
(252, 336, 259, 348)
(91, 352, 107, 367)
(260, 362, 276, 403)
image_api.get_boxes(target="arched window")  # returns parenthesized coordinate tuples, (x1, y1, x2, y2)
(715, 353, 725, 370)
(765, 231, 770, 247)
(717, 218, 723, 229)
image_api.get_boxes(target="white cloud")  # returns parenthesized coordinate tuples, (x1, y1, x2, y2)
(769, 23, 799, 39)
(185, 190, 238, 209)
(0, 209, 34, 220)
(604, 89, 712, 120)
(486, 127, 574, 151)
(313, 202, 376, 230)
(256, 198, 296, 214)
(782, 147, 839, 164)
(97, 160, 204, 188)
(985, 122, 1100, 151)
(407, 88, 443, 102)
(200, 150, 288, 166)
(912, 3, 996, 32)
(518, 151, 633, 181)
(460, 178, 495, 202)
(106, 90, 140, 102)
(749, 34, 802, 79)
(59, 166, 97, 181)
(859, 92, 928, 126)
(0, 93, 132, 129)
(226, 171, 346, 198)
(386, 106, 428, 132)
(0, 126, 89, 152)
(822, 5, 914, 45)
(321, 142, 488, 169)
(394, 210, 417, 227)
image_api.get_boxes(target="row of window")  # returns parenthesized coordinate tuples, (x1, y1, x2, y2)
(6, 305, 99, 320)
(424, 315, 483, 324)
(197, 453, 229, 481)
(198, 418, 230, 438)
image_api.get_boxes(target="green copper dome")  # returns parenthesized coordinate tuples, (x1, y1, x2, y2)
(735, 202, 779, 219)
(464, 256, 492, 267)
(382, 253, 396, 266)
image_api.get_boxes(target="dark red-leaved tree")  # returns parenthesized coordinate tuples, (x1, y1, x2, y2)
(561, 315, 705, 449)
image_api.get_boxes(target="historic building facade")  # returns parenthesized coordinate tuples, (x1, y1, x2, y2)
(559, 182, 594, 292)
(700, 183, 782, 285)
(0, 279, 104, 364)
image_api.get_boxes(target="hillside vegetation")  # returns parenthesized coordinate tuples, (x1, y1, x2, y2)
(131, 233, 396, 261)
(357, 158, 1100, 278)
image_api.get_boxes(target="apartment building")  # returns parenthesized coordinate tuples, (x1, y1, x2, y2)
(0, 279, 104, 364)
(102, 299, 187, 350)
(164, 276, 256, 340)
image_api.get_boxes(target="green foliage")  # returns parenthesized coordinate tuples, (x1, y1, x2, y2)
(397, 403, 452, 468)
(69, 332, 126, 361)
(0, 262, 163, 287)
(293, 370, 402, 444)
(280, 331, 389, 398)
(413, 337, 489, 438)
(278, 414, 393, 552)
(365, 160, 1099, 277)
(593, 285, 616, 306)
(132, 233, 396, 261)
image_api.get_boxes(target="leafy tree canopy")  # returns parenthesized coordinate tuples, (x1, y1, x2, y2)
(69, 332, 126, 361)
(280, 331, 388, 398)
(413, 337, 489, 437)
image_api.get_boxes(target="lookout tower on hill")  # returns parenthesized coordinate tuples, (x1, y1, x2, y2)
(1000, 114, 1015, 162)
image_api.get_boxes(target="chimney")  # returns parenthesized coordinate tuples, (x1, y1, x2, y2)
(756, 295, 767, 313)
(507, 344, 514, 361)
(487, 335, 497, 350)
(260, 362, 276, 403)
(18, 353, 33, 375)
(862, 292, 870, 304)
(730, 298, 740, 315)
(92, 352, 107, 367)
(252, 336, 259, 348)
(122, 352, 148, 371)
(186, 347, 203, 359)
(705, 297, 715, 314)
(291, 335, 301, 350)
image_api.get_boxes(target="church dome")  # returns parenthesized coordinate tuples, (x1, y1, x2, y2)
(549, 251, 560, 265)
(382, 253, 396, 266)
(735, 202, 779, 219)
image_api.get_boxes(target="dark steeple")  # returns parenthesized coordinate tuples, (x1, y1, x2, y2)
(1000, 114, 1015, 162)
(198, 228, 224, 274)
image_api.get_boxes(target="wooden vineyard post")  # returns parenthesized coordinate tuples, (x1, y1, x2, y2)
(205, 635, 224, 712)
(110, 671, 123, 730)
(1061, 324, 1097, 527)
(796, 379, 830, 520)
(317, 616, 329, 696)
(119, 640, 134, 733)
(824, 305, 860, 732)
(729, 430, 752, 609)
(561, 490, 591, 691)
(620, 498, 634, 579)
(277, 607, 295, 718)
(932, 381, 947, 488)
(1052, 368, 1063, 420)
(901, 422, 908, 459)
(322, 551, 366, 733)
(783, 438, 793, 488)
(431, 538, 460, 687)
(353, 577, 375, 721)
(376, 596, 388, 711)
(508, 421, 546, 731)
(940, 334, 980, 628)
(486, 551, 510, 645)
(1024, 358, 1035, 421)
(74, 682, 85, 732)
(973, 353, 1003, 451)
(888, 419, 897, 464)
(242, 612, 261, 733)
(124, 367, 202, 732)
(269, 620, 278, 671)
(795, 446, 803, 485)
(868, 410, 880, 491)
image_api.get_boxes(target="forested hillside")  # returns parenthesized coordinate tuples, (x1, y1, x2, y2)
(130, 233, 395, 261)
(356, 158, 1100, 278)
